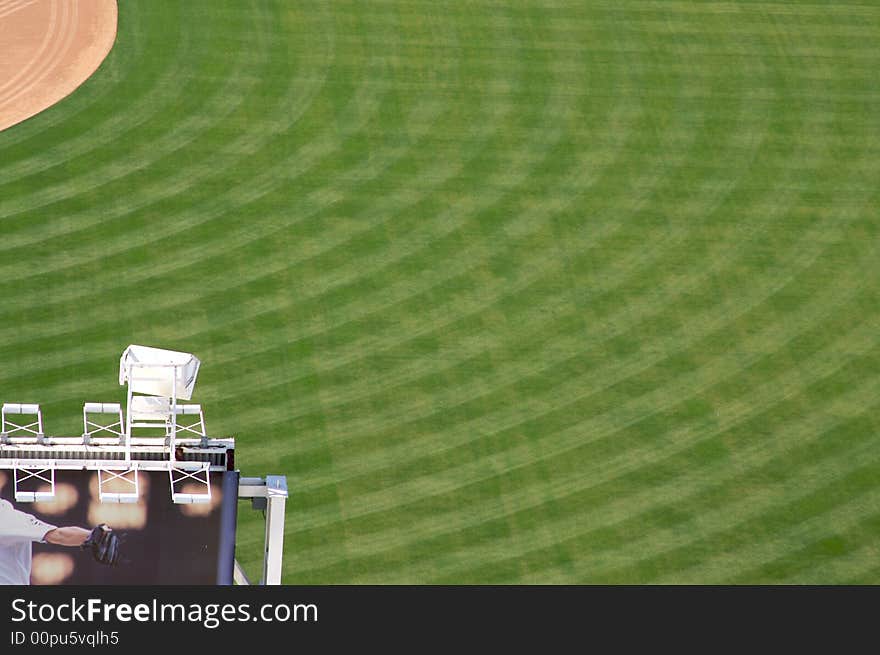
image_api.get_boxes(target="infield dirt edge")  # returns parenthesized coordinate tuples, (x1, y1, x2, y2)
(0, 0, 118, 133)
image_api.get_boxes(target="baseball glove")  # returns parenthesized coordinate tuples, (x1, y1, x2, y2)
(82, 524, 121, 566)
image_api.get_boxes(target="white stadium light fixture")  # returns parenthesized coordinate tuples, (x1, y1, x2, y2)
(119, 345, 209, 503)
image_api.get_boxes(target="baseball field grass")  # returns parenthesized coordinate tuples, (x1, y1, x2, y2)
(1, 0, 879, 583)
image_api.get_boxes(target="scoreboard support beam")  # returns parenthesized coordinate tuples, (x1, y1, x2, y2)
(237, 475, 289, 585)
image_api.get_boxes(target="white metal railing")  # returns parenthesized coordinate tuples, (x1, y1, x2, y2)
(13, 465, 55, 502)
(1, 403, 44, 439)
(82, 402, 125, 441)
(169, 462, 212, 504)
(97, 468, 140, 503)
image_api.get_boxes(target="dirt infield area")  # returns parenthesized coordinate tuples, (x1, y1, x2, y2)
(0, 0, 117, 132)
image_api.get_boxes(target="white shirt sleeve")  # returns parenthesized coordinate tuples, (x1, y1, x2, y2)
(0, 499, 57, 543)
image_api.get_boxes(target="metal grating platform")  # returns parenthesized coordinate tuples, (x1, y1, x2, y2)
(0, 437, 234, 472)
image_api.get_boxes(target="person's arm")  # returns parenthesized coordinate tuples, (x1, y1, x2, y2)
(43, 527, 91, 547)
(0, 499, 58, 543)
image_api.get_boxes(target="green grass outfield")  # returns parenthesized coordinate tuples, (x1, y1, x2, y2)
(1, 0, 879, 583)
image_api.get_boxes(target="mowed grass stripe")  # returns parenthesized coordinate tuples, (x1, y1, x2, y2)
(0, 2, 277, 228)
(0, 13, 496, 334)
(1, 154, 872, 464)
(0, 0, 524, 288)
(0, 1, 716, 344)
(281, 323, 880, 579)
(274, 273, 879, 553)
(0, 3, 596, 348)
(0, 7, 326, 270)
(272, 274, 876, 532)
(288, 358, 880, 581)
(0, 50, 680, 400)
(389, 405, 880, 583)
(266, 116, 872, 576)
(249, 1, 880, 584)
(3, 149, 872, 476)
(211, 167, 872, 476)
(603, 444, 880, 584)
(780, 534, 880, 585)
(244, 266, 876, 580)
(0, 7, 398, 284)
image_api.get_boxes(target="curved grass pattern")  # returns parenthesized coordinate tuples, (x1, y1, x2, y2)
(0, 0, 878, 583)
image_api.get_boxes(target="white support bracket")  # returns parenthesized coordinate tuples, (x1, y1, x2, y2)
(237, 475, 288, 585)
(2, 404, 44, 442)
(14, 465, 55, 502)
(263, 475, 287, 585)
(173, 404, 206, 438)
(98, 467, 140, 503)
(170, 462, 212, 504)
(83, 403, 125, 443)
